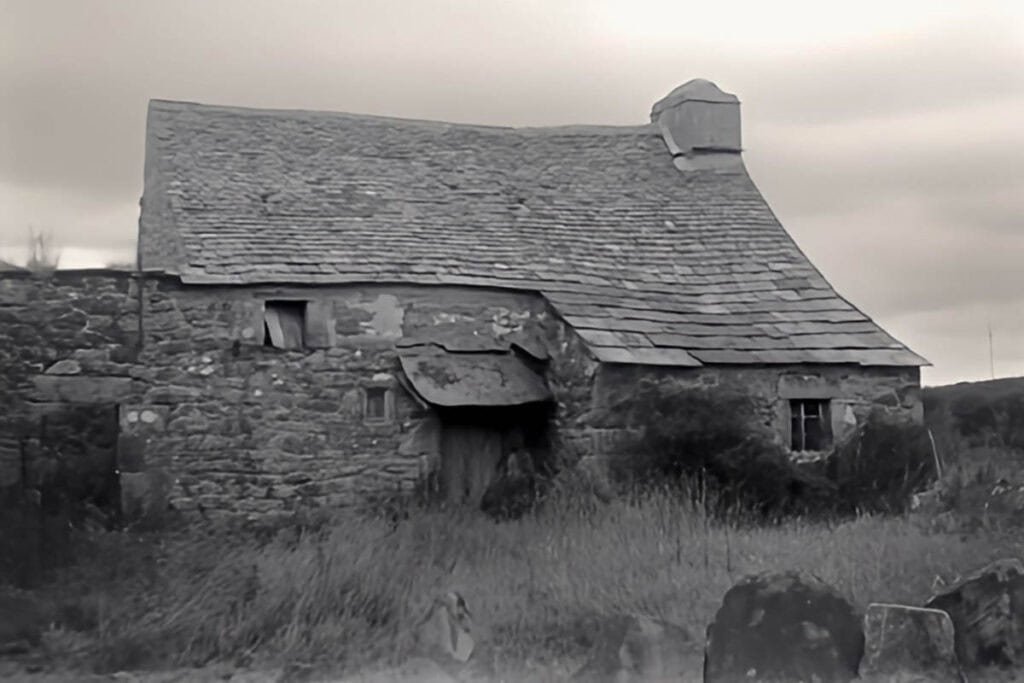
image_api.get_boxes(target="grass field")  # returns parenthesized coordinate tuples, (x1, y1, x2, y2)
(10, 479, 1015, 681)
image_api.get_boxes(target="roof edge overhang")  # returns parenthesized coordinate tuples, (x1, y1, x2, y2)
(397, 345, 553, 408)
(587, 350, 928, 368)
(544, 298, 928, 369)
(175, 270, 558, 293)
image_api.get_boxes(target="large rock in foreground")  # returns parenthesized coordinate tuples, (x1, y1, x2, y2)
(570, 614, 693, 682)
(925, 557, 1024, 669)
(703, 571, 863, 683)
(858, 603, 963, 682)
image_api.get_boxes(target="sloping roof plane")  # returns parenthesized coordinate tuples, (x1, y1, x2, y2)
(140, 96, 927, 367)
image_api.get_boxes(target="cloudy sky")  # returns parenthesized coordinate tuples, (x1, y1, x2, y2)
(2, 0, 1022, 386)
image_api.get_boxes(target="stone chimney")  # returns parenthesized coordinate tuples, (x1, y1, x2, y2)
(650, 78, 742, 170)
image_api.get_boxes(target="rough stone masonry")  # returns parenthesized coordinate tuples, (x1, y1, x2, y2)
(0, 267, 921, 522)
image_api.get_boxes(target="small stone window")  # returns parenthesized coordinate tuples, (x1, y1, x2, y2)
(264, 300, 307, 349)
(363, 387, 393, 424)
(790, 399, 832, 452)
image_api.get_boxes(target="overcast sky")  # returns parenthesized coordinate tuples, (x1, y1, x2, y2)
(2, 0, 1022, 386)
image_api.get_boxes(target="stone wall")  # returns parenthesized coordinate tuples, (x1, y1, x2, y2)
(130, 279, 552, 520)
(0, 270, 139, 496)
(1, 270, 925, 521)
(542, 316, 600, 456)
(589, 362, 923, 452)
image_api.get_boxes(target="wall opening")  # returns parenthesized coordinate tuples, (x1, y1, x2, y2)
(790, 398, 833, 452)
(434, 402, 553, 506)
(363, 386, 394, 424)
(13, 404, 122, 525)
(264, 300, 307, 349)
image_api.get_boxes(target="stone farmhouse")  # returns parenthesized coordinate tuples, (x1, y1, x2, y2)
(0, 79, 927, 521)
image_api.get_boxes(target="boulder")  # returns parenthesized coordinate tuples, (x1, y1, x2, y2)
(703, 571, 863, 683)
(570, 614, 693, 682)
(924, 557, 1024, 669)
(858, 603, 964, 682)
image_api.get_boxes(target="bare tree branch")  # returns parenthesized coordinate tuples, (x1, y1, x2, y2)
(26, 227, 61, 273)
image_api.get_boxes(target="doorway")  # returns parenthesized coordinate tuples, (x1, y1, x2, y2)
(436, 403, 553, 507)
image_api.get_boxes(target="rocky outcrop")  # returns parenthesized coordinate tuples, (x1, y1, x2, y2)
(925, 557, 1024, 669)
(858, 603, 963, 682)
(703, 571, 863, 683)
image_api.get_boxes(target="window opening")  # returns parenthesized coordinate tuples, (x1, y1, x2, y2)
(264, 300, 306, 349)
(790, 399, 832, 451)
(364, 387, 390, 423)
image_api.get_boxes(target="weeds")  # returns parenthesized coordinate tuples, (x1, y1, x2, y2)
(12, 489, 1018, 676)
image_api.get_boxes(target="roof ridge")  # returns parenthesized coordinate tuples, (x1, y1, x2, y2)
(146, 98, 655, 136)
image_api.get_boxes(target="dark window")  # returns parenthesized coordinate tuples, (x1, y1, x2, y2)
(264, 300, 306, 349)
(790, 399, 832, 451)
(364, 387, 390, 423)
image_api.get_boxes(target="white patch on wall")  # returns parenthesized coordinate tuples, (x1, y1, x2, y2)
(350, 294, 405, 337)
(140, 410, 159, 424)
(491, 307, 531, 336)
(433, 312, 475, 325)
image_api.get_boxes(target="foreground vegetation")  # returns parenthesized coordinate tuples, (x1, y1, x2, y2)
(4, 486, 1016, 678)
(2, 378, 1021, 679)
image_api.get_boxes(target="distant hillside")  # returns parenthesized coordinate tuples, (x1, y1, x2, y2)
(924, 376, 1024, 449)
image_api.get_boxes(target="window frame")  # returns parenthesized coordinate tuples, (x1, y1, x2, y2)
(789, 398, 833, 452)
(363, 386, 394, 425)
(263, 299, 308, 350)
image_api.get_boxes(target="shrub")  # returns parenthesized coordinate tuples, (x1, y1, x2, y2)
(829, 410, 938, 515)
(587, 380, 836, 518)
(925, 378, 1024, 450)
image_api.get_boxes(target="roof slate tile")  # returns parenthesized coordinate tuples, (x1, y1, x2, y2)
(141, 99, 927, 367)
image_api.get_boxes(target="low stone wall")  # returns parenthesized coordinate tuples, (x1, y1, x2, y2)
(0, 270, 140, 494)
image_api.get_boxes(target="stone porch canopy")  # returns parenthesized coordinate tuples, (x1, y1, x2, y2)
(139, 78, 928, 368)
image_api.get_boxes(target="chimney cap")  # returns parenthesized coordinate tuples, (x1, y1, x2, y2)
(651, 79, 739, 120)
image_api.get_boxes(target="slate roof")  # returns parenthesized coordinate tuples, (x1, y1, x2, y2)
(140, 98, 927, 367)
(0, 258, 25, 272)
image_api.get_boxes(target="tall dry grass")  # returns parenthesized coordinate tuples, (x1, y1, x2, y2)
(35, 485, 1018, 676)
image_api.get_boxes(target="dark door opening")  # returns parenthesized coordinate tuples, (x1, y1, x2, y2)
(32, 404, 121, 527)
(436, 403, 553, 507)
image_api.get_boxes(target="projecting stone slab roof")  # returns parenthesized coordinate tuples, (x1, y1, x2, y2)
(398, 345, 553, 407)
(140, 94, 927, 367)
